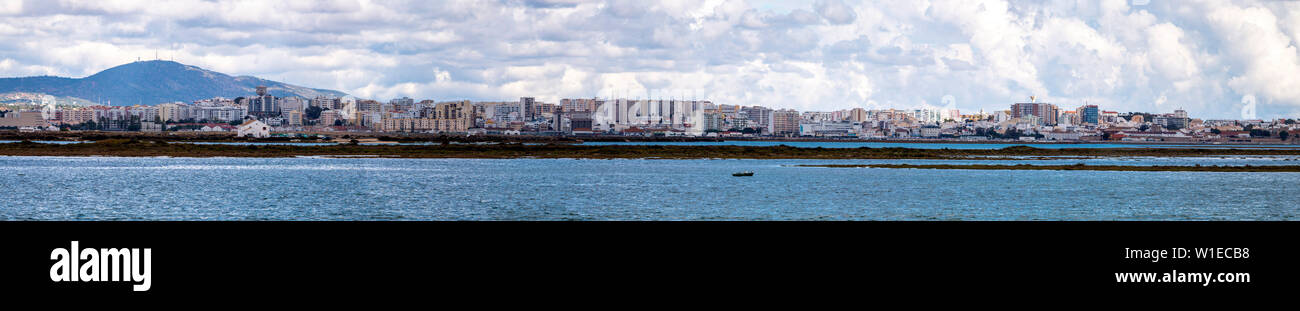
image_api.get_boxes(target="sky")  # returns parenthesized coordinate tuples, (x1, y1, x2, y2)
(2, 0, 1300, 119)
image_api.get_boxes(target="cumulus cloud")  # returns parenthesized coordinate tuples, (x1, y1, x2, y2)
(0, 0, 1299, 118)
(815, 0, 857, 25)
(1206, 2, 1300, 117)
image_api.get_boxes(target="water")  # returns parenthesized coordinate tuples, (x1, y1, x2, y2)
(1, 156, 1297, 220)
(577, 141, 1300, 149)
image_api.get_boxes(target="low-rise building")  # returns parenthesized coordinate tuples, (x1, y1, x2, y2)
(237, 119, 270, 138)
(0, 111, 49, 128)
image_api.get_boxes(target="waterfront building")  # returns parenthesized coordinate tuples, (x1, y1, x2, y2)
(771, 109, 800, 135)
(799, 122, 857, 137)
(919, 125, 942, 138)
(57, 108, 96, 125)
(1153, 110, 1190, 130)
(194, 106, 246, 122)
(157, 102, 193, 123)
(199, 124, 232, 132)
(378, 100, 472, 133)
(129, 105, 160, 122)
(431, 100, 472, 132)
(743, 106, 772, 130)
(0, 111, 49, 128)
(1042, 131, 1083, 141)
(139, 121, 162, 132)
(802, 111, 833, 123)
(237, 119, 270, 138)
(567, 112, 593, 133)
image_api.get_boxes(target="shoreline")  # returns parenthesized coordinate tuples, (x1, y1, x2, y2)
(2, 130, 1295, 146)
(794, 163, 1300, 172)
(3, 139, 1300, 159)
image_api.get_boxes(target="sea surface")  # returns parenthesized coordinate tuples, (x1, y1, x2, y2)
(1, 156, 1298, 220)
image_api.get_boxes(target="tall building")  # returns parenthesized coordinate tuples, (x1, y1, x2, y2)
(390, 97, 415, 112)
(743, 106, 772, 129)
(320, 110, 341, 126)
(247, 86, 279, 119)
(379, 100, 473, 132)
(802, 111, 833, 122)
(702, 113, 723, 131)
(1101, 111, 1119, 124)
(848, 108, 868, 122)
(1154, 109, 1190, 129)
(432, 100, 472, 132)
(1077, 105, 1099, 125)
(0, 111, 50, 128)
(58, 108, 97, 125)
(561, 98, 600, 112)
(567, 112, 593, 132)
(519, 97, 536, 121)
(483, 102, 521, 124)
(1059, 111, 1079, 126)
(771, 109, 800, 135)
(156, 103, 188, 122)
(587, 99, 706, 134)
(356, 99, 384, 112)
(1011, 98, 1059, 126)
(310, 96, 342, 110)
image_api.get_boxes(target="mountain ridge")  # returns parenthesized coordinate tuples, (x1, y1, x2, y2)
(0, 60, 347, 106)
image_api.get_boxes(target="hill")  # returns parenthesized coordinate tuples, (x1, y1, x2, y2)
(0, 60, 347, 105)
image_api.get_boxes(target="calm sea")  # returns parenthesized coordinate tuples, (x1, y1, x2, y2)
(1, 156, 1297, 220)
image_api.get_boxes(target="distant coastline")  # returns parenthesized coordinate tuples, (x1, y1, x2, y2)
(1, 130, 1296, 146)
(4, 136, 1300, 159)
(794, 163, 1300, 172)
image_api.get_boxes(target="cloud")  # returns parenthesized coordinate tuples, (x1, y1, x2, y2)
(0, 0, 1298, 118)
(1206, 2, 1300, 116)
(815, 0, 857, 25)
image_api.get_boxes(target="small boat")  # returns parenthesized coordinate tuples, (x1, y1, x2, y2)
(732, 171, 754, 177)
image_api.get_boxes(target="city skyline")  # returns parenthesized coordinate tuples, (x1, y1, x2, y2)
(0, 58, 1237, 122)
(3, 0, 1300, 119)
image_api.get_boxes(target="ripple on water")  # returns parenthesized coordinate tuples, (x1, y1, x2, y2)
(0, 156, 1297, 220)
